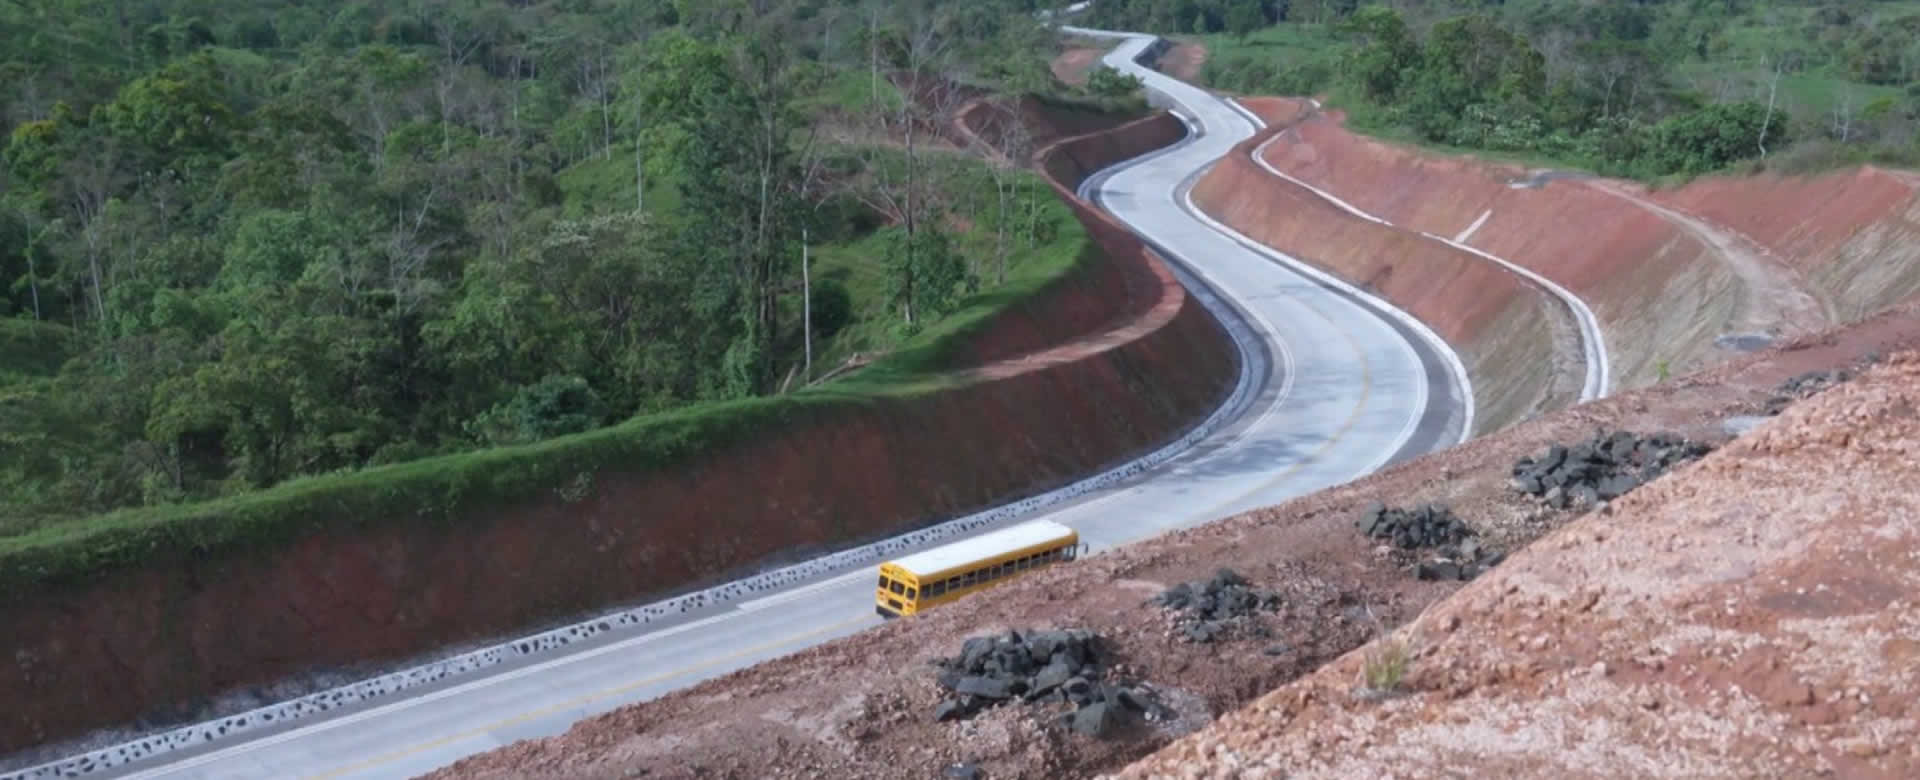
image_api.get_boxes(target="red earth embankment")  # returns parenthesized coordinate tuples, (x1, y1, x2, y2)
(1646, 167, 1920, 322)
(0, 113, 1236, 755)
(1258, 115, 1739, 392)
(937, 107, 1189, 369)
(1190, 103, 1575, 434)
(1257, 114, 1920, 389)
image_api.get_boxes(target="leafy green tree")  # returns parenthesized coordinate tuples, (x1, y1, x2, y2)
(464, 374, 608, 446)
(886, 223, 970, 326)
(1226, 0, 1266, 41)
(1339, 5, 1420, 102)
(1646, 101, 1786, 175)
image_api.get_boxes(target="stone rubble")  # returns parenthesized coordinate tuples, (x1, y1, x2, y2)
(1149, 569, 1282, 644)
(1763, 367, 1855, 414)
(1509, 429, 1714, 510)
(1354, 502, 1469, 549)
(1353, 502, 1505, 583)
(929, 629, 1167, 740)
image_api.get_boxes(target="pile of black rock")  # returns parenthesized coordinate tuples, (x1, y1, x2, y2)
(1355, 502, 1471, 549)
(1764, 368, 1855, 415)
(1510, 429, 1714, 510)
(1354, 502, 1504, 582)
(929, 628, 1166, 739)
(1150, 568, 1282, 643)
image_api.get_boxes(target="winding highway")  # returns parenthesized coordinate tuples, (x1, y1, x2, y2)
(3, 27, 1469, 780)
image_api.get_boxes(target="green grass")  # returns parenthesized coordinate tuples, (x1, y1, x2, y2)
(552, 147, 685, 219)
(1669, 63, 1908, 123)
(799, 67, 908, 116)
(795, 146, 1079, 378)
(0, 160, 1093, 599)
(1191, 23, 1344, 70)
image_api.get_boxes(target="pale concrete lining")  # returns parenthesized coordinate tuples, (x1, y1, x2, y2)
(1455, 209, 1493, 243)
(1238, 98, 1612, 403)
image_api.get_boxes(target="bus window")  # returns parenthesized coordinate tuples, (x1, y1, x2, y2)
(889, 580, 905, 595)
(961, 571, 976, 587)
(877, 575, 890, 590)
(905, 588, 917, 600)
(927, 581, 946, 597)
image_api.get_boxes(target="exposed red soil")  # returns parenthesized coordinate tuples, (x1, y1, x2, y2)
(1645, 167, 1920, 323)
(1189, 102, 1579, 434)
(1154, 42, 1208, 83)
(1232, 97, 1312, 126)
(0, 109, 1232, 754)
(1256, 111, 1920, 394)
(431, 272, 1920, 780)
(941, 111, 1184, 368)
(1051, 49, 1105, 87)
(1051, 41, 1205, 85)
(1118, 320, 1920, 779)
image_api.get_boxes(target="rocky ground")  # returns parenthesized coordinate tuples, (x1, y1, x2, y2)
(426, 302, 1920, 777)
(1115, 322, 1920, 780)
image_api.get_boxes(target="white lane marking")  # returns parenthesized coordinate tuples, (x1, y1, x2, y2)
(1455, 209, 1493, 243)
(1248, 122, 1611, 402)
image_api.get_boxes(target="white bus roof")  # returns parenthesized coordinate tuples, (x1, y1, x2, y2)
(888, 520, 1078, 578)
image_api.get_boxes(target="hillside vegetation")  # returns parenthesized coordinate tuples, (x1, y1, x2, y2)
(1085, 0, 1920, 178)
(0, 0, 1139, 530)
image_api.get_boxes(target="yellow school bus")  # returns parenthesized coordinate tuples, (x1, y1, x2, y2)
(875, 520, 1083, 618)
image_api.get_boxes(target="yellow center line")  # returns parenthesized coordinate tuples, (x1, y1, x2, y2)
(1188, 292, 1375, 522)
(303, 239, 1385, 780)
(301, 615, 872, 780)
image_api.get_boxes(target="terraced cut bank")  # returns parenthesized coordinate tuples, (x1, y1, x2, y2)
(425, 295, 1920, 780)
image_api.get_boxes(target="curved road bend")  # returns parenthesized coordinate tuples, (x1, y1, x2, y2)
(11, 29, 1467, 780)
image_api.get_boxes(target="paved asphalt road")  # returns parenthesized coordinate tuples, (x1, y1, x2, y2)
(20, 29, 1468, 780)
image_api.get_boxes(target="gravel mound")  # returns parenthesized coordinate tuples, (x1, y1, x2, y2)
(929, 629, 1167, 739)
(1150, 568, 1282, 644)
(1355, 502, 1504, 582)
(1509, 429, 1714, 510)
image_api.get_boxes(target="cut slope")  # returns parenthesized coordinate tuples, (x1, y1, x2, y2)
(1188, 102, 1578, 435)
(421, 245, 1920, 780)
(1645, 166, 1920, 323)
(0, 111, 1233, 760)
(1255, 113, 1920, 390)
(1115, 346, 1920, 780)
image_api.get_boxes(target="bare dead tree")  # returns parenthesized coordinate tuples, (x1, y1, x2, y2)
(426, 0, 488, 155)
(1758, 54, 1783, 160)
(976, 97, 1034, 285)
(1831, 84, 1855, 144)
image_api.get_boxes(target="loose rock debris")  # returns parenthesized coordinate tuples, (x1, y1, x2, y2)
(1150, 568, 1282, 643)
(1356, 502, 1469, 549)
(929, 629, 1168, 739)
(1509, 429, 1714, 510)
(1764, 368, 1855, 414)
(1355, 502, 1505, 582)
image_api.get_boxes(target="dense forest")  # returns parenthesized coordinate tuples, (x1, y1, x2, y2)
(0, 0, 1115, 523)
(1085, 0, 1920, 177)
